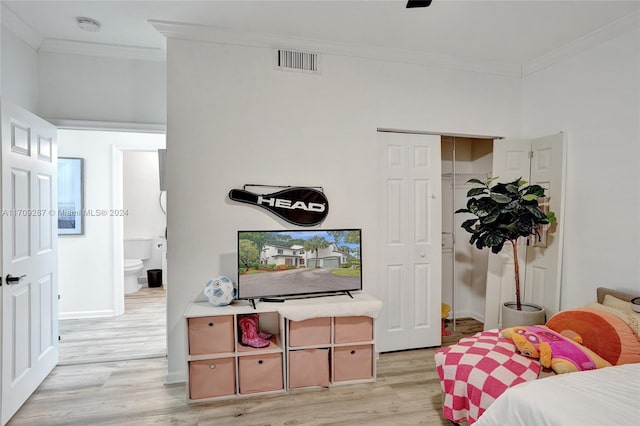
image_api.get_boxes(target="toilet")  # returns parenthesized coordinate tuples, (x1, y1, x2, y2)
(124, 237, 152, 294)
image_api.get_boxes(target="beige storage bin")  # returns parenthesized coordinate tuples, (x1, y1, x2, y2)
(333, 344, 373, 382)
(188, 357, 236, 399)
(188, 315, 234, 355)
(288, 348, 330, 389)
(288, 317, 331, 347)
(334, 316, 373, 343)
(238, 353, 283, 394)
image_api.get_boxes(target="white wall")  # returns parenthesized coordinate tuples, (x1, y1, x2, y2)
(58, 130, 165, 319)
(38, 52, 166, 125)
(165, 37, 522, 382)
(58, 131, 120, 318)
(522, 28, 640, 308)
(1, 25, 38, 112)
(123, 150, 166, 274)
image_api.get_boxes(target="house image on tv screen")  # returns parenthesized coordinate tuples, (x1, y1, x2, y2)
(260, 244, 346, 269)
(237, 229, 362, 299)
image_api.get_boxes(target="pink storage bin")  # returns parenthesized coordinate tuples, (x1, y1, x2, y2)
(334, 316, 373, 343)
(188, 357, 236, 399)
(288, 348, 330, 389)
(238, 353, 283, 394)
(188, 315, 234, 355)
(288, 317, 331, 347)
(333, 344, 373, 382)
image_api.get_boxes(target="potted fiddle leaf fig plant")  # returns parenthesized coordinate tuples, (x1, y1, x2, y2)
(456, 177, 556, 327)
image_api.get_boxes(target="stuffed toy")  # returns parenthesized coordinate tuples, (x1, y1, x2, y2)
(441, 303, 451, 336)
(501, 325, 611, 374)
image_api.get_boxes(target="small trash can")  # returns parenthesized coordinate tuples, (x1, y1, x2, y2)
(147, 269, 162, 288)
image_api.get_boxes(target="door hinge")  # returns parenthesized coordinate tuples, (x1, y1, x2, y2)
(58, 294, 61, 300)
(528, 150, 534, 159)
(58, 335, 61, 341)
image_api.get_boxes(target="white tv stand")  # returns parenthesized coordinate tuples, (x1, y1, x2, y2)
(183, 292, 382, 402)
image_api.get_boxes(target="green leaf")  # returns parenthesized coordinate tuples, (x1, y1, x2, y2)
(546, 211, 557, 224)
(466, 178, 486, 185)
(461, 218, 478, 231)
(524, 205, 546, 219)
(484, 232, 505, 248)
(455, 208, 470, 214)
(500, 200, 519, 212)
(467, 187, 487, 197)
(522, 194, 539, 201)
(505, 184, 519, 193)
(490, 193, 512, 204)
(480, 209, 500, 224)
(524, 185, 545, 197)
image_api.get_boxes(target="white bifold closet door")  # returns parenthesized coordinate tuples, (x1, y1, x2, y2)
(484, 133, 566, 330)
(375, 131, 442, 352)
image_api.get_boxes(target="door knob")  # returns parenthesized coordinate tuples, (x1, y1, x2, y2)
(5, 274, 26, 285)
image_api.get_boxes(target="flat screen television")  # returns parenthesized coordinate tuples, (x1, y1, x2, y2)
(237, 229, 362, 301)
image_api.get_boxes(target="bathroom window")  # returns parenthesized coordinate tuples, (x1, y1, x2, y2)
(58, 157, 84, 235)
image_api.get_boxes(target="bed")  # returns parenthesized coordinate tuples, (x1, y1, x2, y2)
(473, 362, 640, 426)
(435, 287, 640, 425)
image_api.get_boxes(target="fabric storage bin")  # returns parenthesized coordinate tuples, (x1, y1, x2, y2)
(188, 315, 234, 355)
(333, 344, 373, 382)
(188, 357, 236, 399)
(288, 348, 330, 389)
(288, 317, 331, 347)
(334, 316, 373, 343)
(238, 353, 283, 394)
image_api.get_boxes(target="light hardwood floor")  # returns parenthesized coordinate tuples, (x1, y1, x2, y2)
(9, 290, 481, 425)
(57, 287, 166, 365)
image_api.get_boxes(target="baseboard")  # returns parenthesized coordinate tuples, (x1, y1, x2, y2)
(59, 309, 115, 320)
(452, 310, 485, 324)
(164, 369, 186, 385)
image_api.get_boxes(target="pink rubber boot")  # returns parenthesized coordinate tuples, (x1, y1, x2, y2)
(238, 316, 270, 348)
(249, 313, 273, 340)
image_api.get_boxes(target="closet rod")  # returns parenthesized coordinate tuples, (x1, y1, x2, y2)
(442, 172, 490, 179)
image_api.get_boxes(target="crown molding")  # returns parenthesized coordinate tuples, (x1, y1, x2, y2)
(39, 39, 166, 62)
(149, 19, 522, 77)
(1, 3, 44, 50)
(522, 9, 640, 77)
(49, 119, 166, 134)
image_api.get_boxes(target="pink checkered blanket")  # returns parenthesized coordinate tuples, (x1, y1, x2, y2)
(435, 329, 541, 425)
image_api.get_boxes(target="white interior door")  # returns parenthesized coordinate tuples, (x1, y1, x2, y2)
(1, 100, 58, 425)
(376, 131, 441, 352)
(483, 139, 530, 329)
(484, 134, 565, 329)
(525, 133, 566, 317)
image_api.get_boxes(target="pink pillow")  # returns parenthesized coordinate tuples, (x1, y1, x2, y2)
(546, 308, 640, 365)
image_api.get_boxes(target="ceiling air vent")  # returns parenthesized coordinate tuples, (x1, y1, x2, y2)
(275, 49, 320, 74)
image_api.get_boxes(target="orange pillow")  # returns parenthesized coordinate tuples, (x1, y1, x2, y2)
(546, 307, 640, 365)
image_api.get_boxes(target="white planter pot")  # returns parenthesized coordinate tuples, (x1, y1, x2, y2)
(501, 302, 546, 329)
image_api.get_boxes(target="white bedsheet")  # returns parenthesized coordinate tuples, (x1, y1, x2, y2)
(474, 363, 640, 426)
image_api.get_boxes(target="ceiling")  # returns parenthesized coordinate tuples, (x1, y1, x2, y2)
(3, 1, 640, 67)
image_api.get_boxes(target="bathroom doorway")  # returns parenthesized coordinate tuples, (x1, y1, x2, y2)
(57, 128, 167, 364)
(123, 150, 167, 294)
